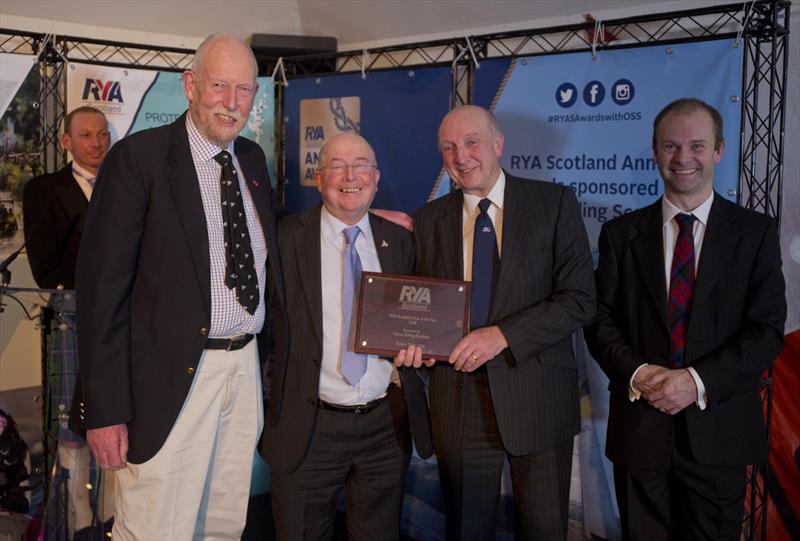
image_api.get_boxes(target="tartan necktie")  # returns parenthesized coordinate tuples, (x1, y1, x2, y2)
(214, 150, 258, 315)
(470, 198, 499, 330)
(669, 213, 696, 367)
(341, 226, 368, 385)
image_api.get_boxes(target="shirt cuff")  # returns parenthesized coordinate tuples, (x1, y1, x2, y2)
(628, 364, 647, 401)
(686, 367, 707, 410)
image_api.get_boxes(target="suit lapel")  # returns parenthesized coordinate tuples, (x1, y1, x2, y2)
(165, 115, 212, 317)
(370, 213, 400, 273)
(631, 201, 669, 332)
(492, 177, 525, 320)
(296, 206, 323, 345)
(435, 191, 464, 280)
(693, 194, 740, 304)
(53, 166, 89, 234)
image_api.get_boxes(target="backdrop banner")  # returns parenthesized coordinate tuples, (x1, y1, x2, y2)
(282, 66, 451, 214)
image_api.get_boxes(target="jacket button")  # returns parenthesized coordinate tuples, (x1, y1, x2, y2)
(186, 367, 195, 375)
(312, 359, 320, 366)
(307, 398, 316, 406)
(199, 327, 209, 336)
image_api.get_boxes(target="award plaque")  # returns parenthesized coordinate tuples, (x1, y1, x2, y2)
(354, 272, 470, 360)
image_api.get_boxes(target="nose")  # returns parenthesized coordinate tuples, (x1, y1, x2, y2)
(222, 87, 237, 111)
(344, 165, 356, 181)
(454, 145, 470, 164)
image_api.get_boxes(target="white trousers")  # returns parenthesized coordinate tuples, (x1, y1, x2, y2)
(112, 340, 263, 541)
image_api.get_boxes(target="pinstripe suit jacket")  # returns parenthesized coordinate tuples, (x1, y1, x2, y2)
(413, 173, 596, 456)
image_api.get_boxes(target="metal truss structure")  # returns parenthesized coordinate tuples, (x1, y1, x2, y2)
(0, 1, 790, 538)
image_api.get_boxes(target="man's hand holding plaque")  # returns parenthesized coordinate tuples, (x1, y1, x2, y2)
(395, 326, 509, 372)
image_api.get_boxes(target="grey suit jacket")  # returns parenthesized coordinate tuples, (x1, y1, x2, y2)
(263, 205, 432, 474)
(413, 173, 596, 456)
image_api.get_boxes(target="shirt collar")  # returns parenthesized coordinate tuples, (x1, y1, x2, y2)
(463, 170, 506, 216)
(320, 206, 374, 247)
(71, 161, 96, 181)
(662, 191, 714, 227)
(186, 112, 234, 164)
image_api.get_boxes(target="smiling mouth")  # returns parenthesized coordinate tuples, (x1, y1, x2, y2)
(456, 166, 477, 175)
(340, 187, 361, 193)
(215, 113, 239, 123)
(672, 168, 699, 175)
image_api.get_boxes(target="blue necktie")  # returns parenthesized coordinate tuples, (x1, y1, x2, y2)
(341, 226, 368, 385)
(470, 199, 498, 330)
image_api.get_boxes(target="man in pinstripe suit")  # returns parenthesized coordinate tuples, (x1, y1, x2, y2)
(397, 105, 596, 540)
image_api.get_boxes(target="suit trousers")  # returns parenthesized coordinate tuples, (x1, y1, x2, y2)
(271, 385, 411, 541)
(112, 340, 263, 541)
(436, 370, 573, 541)
(614, 413, 746, 541)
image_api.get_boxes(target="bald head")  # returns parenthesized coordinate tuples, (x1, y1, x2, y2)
(192, 34, 258, 82)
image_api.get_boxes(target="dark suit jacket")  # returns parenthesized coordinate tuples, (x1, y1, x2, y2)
(413, 173, 596, 456)
(75, 112, 286, 464)
(585, 194, 786, 468)
(23, 164, 87, 289)
(263, 205, 432, 474)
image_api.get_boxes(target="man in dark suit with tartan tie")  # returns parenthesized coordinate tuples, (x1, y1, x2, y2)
(397, 105, 596, 540)
(585, 98, 786, 541)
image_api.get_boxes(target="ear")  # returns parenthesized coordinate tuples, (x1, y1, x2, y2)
(714, 140, 726, 164)
(494, 132, 505, 158)
(315, 170, 322, 192)
(61, 132, 72, 153)
(183, 70, 196, 102)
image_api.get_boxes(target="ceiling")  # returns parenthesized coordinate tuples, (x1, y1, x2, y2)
(1, 0, 703, 50)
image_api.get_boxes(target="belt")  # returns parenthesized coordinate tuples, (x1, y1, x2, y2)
(205, 334, 254, 351)
(317, 396, 386, 415)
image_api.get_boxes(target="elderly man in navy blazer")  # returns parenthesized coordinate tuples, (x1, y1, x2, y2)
(75, 34, 286, 540)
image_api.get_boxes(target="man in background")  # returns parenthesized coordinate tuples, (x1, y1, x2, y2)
(264, 132, 431, 540)
(585, 98, 786, 540)
(23, 106, 109, 289)
(398, 105, 596, 540)
(22, 106, 111, 539)
(75, 34, 286, 540)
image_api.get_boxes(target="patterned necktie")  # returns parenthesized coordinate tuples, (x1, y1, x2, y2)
(470, 198, 499, 330)
(341, 226, 368, 385)
(669, 213, 696, 367)
(214, 150, 258, 315)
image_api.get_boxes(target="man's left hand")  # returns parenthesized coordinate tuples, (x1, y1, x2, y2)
(643, 368, 697, 415)
(449, 326, 508, 372)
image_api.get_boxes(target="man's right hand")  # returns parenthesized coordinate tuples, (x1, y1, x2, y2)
(86, 424, 129, 470)
(632, 364, 668, 397)
(394, 344, 435, 368)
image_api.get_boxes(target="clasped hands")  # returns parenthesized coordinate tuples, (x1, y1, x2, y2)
(633, 364, 697, 416)
(394, 325, 508, 372)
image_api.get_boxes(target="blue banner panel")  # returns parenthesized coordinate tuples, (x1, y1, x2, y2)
(491, 39, 743, 258)
(283, 67, 452, 213)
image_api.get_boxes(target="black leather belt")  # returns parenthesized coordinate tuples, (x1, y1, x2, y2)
(205, 334, 254, 351)
(317, 396, 386, 415)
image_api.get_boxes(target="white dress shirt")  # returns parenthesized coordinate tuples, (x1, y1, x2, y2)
(318, 207, 394, 406)
(71, 161, 95, 201)
(186, 114, 268, 337)
(462, 171, 505, 281)
(629, 192, 714, 409)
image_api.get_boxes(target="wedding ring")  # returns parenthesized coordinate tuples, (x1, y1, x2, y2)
(471, 353, 479, 360)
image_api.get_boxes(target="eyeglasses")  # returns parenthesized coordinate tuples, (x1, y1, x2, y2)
(319, 163, 377, 177)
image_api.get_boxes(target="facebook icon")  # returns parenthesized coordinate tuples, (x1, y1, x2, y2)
(583, 80, 605, 106)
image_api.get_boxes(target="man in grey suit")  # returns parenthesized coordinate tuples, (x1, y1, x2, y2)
(397, 105, 596, 540)
(264, 133, 432, 540)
